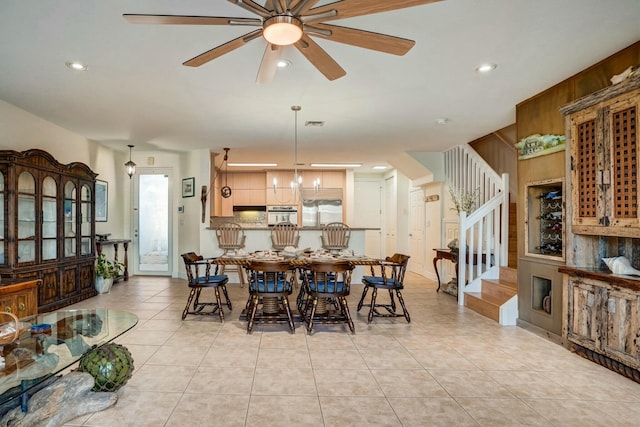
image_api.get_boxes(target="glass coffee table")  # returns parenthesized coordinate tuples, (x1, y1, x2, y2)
(0, 309, 138, 412)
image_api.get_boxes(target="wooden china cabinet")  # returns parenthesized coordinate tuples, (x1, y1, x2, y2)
(0, 149, 97, 313)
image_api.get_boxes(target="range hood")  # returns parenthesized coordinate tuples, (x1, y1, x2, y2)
(232, 205, 266, 212)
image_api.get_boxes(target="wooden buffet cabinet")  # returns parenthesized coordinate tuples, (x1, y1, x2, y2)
(0, 149, 97, 313)
(0, 280, 38, 321)
(561, 267, 640, 381)
(559, 72, 640, 381)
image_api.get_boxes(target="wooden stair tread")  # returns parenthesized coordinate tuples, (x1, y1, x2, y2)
(482, 278, 518, 292)
(465, 291, 514, 307)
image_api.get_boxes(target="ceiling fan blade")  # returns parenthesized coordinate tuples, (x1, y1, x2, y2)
(256, 43, 283, 84)
(306, 23, 415, 55)
(294, 34, 346, 81)
(227, 0, 271, 18)
(123, 14, 261, 26)
(308, 0, 443, 21)
(291, 0, 321, 15)
(183, 29, 263, 67)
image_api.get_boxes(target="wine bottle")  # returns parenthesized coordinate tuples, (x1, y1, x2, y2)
(539, 190, 561, 199)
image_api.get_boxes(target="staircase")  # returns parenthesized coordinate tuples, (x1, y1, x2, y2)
(464, 266, 518, 325)
(444, 145, 517, 325)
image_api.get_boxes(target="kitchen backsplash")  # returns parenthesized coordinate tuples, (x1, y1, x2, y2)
(210, 211, 267, 227)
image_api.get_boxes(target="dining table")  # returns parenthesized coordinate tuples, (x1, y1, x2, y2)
(210, 251, 381, 323)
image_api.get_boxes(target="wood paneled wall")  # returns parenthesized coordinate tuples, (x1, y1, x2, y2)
(516, 41, 640, 262)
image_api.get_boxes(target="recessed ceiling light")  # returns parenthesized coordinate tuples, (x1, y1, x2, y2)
(305, 121, 324, 127)
(435, 118, 449, 125)
(372, 165, 388, 170)
(310, 163, 362, 168)
(65, 61, 87, 71)
(476, 63, 497, 73)
(276, 60, 291, 68)
(228, 163, 278, 167)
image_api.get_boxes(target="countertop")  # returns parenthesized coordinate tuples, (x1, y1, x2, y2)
(559, 266, 640, 291)
(206, 226, 379, 231)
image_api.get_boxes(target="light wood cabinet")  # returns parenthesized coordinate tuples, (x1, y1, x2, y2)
(563, 268, 640, 371)
(319, 170, 344, 188)
(0, 149, 97, 312)
(561, 74, 640, 237)
(0, 280, 38, 321)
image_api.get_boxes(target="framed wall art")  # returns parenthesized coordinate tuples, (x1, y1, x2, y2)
(182, 177, 195, 198)
(95, 180, 108, 222)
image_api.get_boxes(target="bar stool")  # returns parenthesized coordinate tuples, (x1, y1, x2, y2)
(215, 222, 246, 286)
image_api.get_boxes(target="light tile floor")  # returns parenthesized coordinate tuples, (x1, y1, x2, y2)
(62, 272, 640, 427)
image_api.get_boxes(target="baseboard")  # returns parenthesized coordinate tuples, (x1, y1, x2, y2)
(516, 319, 563, 346)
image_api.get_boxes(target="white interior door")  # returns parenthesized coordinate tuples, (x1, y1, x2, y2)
(409, 188, 425, 275)
(132, 168, 173, 276)
(385, 176, 396, 256)
(353, 179, 383, 258)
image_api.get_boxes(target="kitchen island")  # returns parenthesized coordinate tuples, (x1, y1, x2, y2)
(203, 226, 377, 283)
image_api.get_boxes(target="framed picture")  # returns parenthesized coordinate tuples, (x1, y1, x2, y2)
(182, 177, 195, 198)
(95, 180, 108, 222)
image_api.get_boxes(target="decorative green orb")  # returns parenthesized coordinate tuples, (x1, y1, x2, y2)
(78, 343, 135, 392)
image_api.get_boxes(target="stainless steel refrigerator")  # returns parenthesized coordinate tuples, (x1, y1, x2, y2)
(302, 198, 343, 227)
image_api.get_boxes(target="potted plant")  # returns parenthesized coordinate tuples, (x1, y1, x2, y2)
(95, 252, 124, 294)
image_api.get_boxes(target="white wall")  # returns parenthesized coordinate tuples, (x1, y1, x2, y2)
(0, 100, 202, 277)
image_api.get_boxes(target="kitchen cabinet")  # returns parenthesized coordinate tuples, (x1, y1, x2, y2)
(266, 170, 301, 206)
(300, 170, 344, 189)
(232, 172, 266, 206)
(0, 149, 97, 312)
(561, 74, 640, 237)
(562, 267, 640, 376)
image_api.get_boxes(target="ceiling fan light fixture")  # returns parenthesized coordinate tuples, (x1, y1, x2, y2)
(262, 15, 303, 46)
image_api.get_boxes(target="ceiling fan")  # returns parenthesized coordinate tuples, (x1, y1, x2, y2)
(124, 0, 442, 83)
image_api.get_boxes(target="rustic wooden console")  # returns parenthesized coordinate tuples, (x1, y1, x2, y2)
(560, 266, 640, 382)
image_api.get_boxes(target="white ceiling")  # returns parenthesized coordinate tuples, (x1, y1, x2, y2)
(0, 1, 638, 174)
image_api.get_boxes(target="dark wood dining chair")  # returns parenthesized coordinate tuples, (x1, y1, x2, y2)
(245, 260, 296, 334)
(180, 252, 231, 322)
(357, 253, 411, 324)
(320, 222, 351, 253)
(300, 260, 355, 334)
(270, 222, 300, 251)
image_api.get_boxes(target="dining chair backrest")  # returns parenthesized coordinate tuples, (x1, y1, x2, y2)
(320, 222, 351, 252)
(305, 260, 353, 296)
(181, 252, 224, 285)
(373, 253, 410, 287)
(247, 260, 293, 294)
(271, 222, 300, 250)
(215, 222, 246, 252)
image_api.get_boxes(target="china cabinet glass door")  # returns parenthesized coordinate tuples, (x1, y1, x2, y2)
(64, 181, 77, 257)
(42, 176, 57, 261)
(17, 171, 36, 264)
(80, 184, 92, 255)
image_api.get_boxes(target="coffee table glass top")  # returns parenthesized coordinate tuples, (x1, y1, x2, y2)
(0, 309, 138, 406)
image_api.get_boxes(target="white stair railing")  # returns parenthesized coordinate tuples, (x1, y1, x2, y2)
(444, 145, 509, 306)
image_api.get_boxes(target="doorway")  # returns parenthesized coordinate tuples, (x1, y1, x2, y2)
(132, 168, 173, 276)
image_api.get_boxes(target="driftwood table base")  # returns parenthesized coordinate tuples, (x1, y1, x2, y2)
(0, 372, 117, 427)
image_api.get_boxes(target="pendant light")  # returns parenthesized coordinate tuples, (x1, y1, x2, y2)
(291, 105, 302, 192)
(124, 145, 136, 179)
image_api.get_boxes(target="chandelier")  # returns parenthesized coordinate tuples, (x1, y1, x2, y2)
(124, 144, 136, 179)
(272, 105, 303, 203)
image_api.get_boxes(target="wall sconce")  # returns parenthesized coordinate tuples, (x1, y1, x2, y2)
(124, 144, 136, 179)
